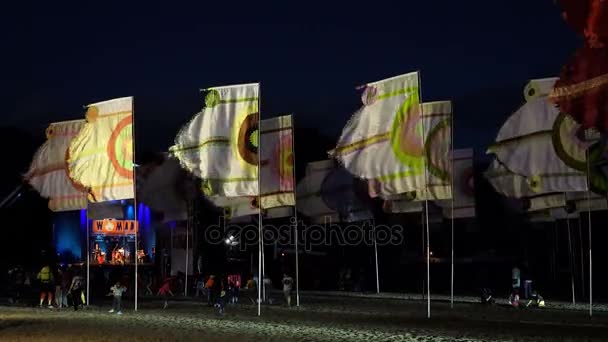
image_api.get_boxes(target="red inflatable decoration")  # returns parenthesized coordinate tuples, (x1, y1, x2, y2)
(551, 0, 608, 133)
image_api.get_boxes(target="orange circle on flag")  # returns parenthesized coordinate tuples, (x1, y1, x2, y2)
(107, 115, 134, 180)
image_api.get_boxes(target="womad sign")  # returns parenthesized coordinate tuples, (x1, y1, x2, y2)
(92, 219, 139, 236)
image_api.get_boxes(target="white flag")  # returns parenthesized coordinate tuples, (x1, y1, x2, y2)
(171, 83, 259, 197)
(260, 115, 295, 209)
(487, 96, 588, 197)
(331, 72, 432, 196)
(67, 97, 135, 202)
(436, 149, 476, 218)
(26, 120, 88, 211)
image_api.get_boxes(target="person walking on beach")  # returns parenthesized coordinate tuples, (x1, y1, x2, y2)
(108, 281, 127, 314)
(263, 275, 272, 304)
(282, 273, 293, 307)
(511, 265, 521, 292)
(37, 264, 54, 308)
(68, 273, 84, 311)
(157, 277, 174, 309)
(206, 275, 216, 306)
(54, 265, 68, 308)
(195, 276, 205, 298)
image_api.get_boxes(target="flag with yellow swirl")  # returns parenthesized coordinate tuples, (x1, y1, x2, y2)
(26, 119, 88, 211)
(67, 97, 134, 202)
(171, 83, 259, 197)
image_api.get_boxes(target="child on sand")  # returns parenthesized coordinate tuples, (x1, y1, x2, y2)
(282, 273, 293, 307)
(108, 281, 127, 314)
(215, 289, 227, 315)
(157, 277, 174, 309)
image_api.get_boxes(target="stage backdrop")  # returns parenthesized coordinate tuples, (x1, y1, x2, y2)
(52, 201, 155, 264)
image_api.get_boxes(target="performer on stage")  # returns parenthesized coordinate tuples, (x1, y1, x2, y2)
(94, 243, 104, 264)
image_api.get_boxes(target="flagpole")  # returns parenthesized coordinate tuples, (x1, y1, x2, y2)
(262, 233, 266, 302)
(291, 114, 300, 307)
(418, 72, 431, 318)
(185, 214, 189, 297)
(86, 204, 90, 307)
(131, 97, 138, 312)
(421, 211, 425, 300)
(578, 215, 585, 298)
(585, 150, 592, 317)
(552, 221, 557, 281)
(566, 216, 575, 306)
(373, 218, 380, 294)
(450, 102, 455, 309)
(257, 85, 263, 316)
(294, 212, 300, 306)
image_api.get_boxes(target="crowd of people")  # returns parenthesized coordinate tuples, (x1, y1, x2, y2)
(153, 272, 295, 314)
(7, 261, 553, 315)
(479, 263, 546, 309)
(7, 263, 86, 311)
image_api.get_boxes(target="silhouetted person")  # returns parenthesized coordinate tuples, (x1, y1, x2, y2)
(37, 264, 54, 308)
(69, 273, 84, 311)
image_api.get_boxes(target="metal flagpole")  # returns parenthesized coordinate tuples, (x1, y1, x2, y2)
(566, 217, 575, 306)
(86, 203, 90, 307)
(257, 84, 263, 316)
(290, 114, 300, 307)
(131, 97, 139, 312)
(421, 211, 425, 300)
(450, 104, 455, 309)
(578, 216, 585, 298)
(262, 234, 266, 302)
(185, 216, 189, 297)
(373, 219, 380, 294)
(294, 212, 300, 306)
(585, 150, 592, 317)
(418, 72, 431, 318)
(257, 215, 262, 315)
(424, 201, 430, 318)
(552, 222, 558, 280)
(294, 213, 300, 306)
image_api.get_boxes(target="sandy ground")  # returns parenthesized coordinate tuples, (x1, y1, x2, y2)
(1, 295, 608, 341)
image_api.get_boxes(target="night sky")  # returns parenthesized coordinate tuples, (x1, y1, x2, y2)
(3, 1, 580, 155)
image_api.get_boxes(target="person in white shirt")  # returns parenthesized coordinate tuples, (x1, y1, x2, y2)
(108, 281, 127, 314)
(512, 266, 521, 290)
(282, 273, 294, 307)
(509, 266, 521, 307)
(263, 276, 272, 304)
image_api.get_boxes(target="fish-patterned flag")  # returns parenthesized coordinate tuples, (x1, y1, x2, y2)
(171, 83, 259, 197)
(486, 96, 589, 197)
(260, 115, 295, 209)
(331, 72, 444, 197)
(523, 78, 558, 103)
(67, 97, 135, 202)
(366, 100, 453, 200)
(25, 120, 88, 211)
(435, 149, 476, 218)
